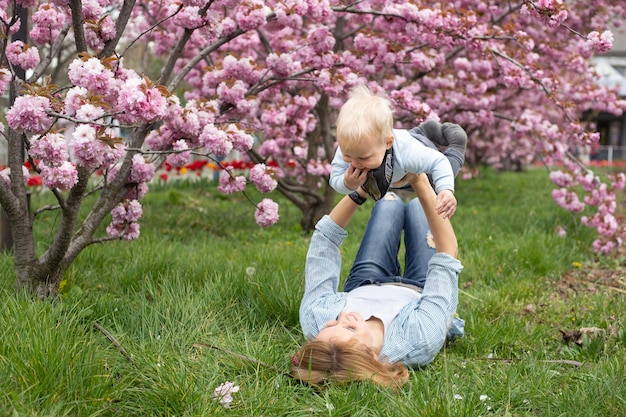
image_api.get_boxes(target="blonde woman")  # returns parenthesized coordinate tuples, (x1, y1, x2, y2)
(292, 173, 464, 389)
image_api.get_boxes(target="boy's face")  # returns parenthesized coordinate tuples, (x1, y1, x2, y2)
(341, 135, 393, 171)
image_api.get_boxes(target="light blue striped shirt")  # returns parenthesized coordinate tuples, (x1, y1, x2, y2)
(299, 215, 464, 367)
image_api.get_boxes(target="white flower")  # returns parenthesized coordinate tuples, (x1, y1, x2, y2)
(480, 394, 490, 402)
(454, 394, 463, 400)
(213, 381, 240, 408)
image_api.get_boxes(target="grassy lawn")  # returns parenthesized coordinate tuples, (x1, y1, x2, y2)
(1, 167, 625, 416)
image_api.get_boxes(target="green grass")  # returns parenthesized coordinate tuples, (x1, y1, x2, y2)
(1, 168, 625, 416)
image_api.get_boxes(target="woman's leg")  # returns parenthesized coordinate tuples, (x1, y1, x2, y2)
(403, 197, 436, 288)
(343, 193, 404, 292)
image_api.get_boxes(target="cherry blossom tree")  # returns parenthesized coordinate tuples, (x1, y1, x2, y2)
(1, 0, 625, 298)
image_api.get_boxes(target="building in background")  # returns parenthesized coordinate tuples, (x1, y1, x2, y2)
(591, 30, 626, 161)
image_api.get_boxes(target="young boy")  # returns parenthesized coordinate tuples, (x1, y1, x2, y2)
(329, 85, 467, 219)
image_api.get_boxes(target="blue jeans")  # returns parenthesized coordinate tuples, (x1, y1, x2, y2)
(343, 193, 435, 292)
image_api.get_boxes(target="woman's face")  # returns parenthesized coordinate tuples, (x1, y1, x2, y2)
(316, 311, 376, 349)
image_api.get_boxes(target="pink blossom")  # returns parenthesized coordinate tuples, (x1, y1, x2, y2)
(258, 139, 281, 159)
(129, 154, 156, 183)
(64, 86, 89, 116)
(125, 183, 149, 200)
(116, 77, 168, 124)
(70, 125, 109, 169)
(6, 41, 40, 70)
(0, 68, 11, 96)
(549, 170, 576, 188)
(610, 173, 625, 190)
(6, 95, 52, 133)
(106, 204, 142, 240)
(30, 133, 69, 166)
(266, 53, 298, 77)
(144, 129, 171, 152)
(100, 15, 116, 41)
(86, 14, 116, 51)
(75, 104, 106, 122)
(551, 188, 585, 213)
(125, 200, 143, 222)
(16, 0, 39, 9)
(110, 204, 127, 223)
(165, 140, 192, 168)
(39, 161, 78, 190)
(307, 160, 330, 176)
(587, 30, 614, 54)
(597, 214, 618, 237)
(68, 57, 114, 95)
(234, 0, 267, 31)
(254, 198, 279, 227)
(216, 79, 248, 106)
(101, 141, 125, 169)
(201, 125, 232, 156)
(249, 164, 277, 193)
(0, 168, 10, 186)
(593, 238, 616, 254)
(174, 6, 204, 29)
(110, 199, 143, 223)
(218, 168, 246, 194)
(583, 187, 605, 206)
(0, 166, 30, 187)
(307, 26, 335, 54)
(124, 222, 141, 240)
(225, 124, 254, 152)
(580, 173, 599, 192)
(212, 381, 239, 408)
(31, 3, 67, 44)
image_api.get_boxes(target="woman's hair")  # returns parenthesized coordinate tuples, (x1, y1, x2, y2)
(336, 85, 394, 149)
(291, 337, 409, 390)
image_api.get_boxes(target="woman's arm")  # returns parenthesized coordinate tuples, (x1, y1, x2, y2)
(328, 186, 368, 229)
(381, 174, 461, 367)
(407, 174, 458, 257)
(299, 186, 368, 337)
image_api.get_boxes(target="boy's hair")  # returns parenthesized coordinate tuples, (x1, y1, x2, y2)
(336, 85, 394, 149)
(291, 337, 408, 390)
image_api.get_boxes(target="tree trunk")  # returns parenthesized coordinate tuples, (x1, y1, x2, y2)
(299, 184, 335, 232)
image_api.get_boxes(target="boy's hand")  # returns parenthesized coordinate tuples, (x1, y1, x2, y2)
(436, 189, 456, 219)
(343, 165, 368, 191)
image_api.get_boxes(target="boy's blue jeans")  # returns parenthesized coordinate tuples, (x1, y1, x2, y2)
(343, 192, 435, 292)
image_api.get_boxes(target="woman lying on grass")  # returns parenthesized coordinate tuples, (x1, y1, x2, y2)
(291, 173, 464, 389)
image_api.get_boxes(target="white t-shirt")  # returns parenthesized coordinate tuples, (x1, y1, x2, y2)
(342, 285, 421, 333)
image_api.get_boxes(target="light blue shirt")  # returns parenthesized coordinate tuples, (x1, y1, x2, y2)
(299, 215, 464, 367)
(330, 129, 455, 195)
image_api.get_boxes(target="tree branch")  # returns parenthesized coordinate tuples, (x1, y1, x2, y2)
(69, 0, 88, 53)
(93, 322, 135, 363)
(99, 0, 137, 58)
